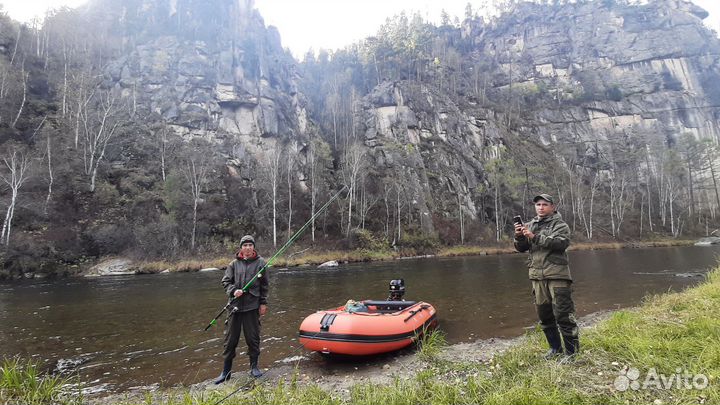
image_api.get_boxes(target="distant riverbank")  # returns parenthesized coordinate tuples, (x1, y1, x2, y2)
(131, 239, 696, 276)
(0, 238, 697, 279)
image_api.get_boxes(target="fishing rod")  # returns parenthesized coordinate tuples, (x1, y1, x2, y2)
(204, 185, 348, 331)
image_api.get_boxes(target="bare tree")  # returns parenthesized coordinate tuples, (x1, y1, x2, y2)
(9, 24, 21, 66)
(705, 143, 720, 214)
(81, 90, 121, 192)
(156, 124, 175, 182)
(667, 176, 681, 237)
(70, 71, 99, 149)
(307, 139, 331, 242)
(262, 148, 282, 248)
(358, 175, 380, 230)
(327, 78, 341, 148)
(609, 171, 629, 237)
(340, 144, 366, 236)
(309, 142, 317, 242)
(44, 130, 53, 215)
(183, 158, 210, 251)
(644, 144, 655, 233)
(11, 66, 27, 129)
(286, 146, 295, 238)
(395, 182, 405, 244)
(0, 149, 31, 246)
(577, 171, 598, 240)
(383, 182, 392, 238)
(458, 191, 465, 245)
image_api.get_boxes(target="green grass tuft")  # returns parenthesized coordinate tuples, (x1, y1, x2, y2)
(416, 327, 447, 361)
(0, 358, 82, 405)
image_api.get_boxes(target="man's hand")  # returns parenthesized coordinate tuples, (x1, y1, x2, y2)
(522, 228, 535, 240)
(514, 223, 525, 237)
(233, 289, 244, 298)
(259, 304, 267, 316)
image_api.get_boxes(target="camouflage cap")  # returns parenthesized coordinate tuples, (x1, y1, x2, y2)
(533, 193, 555, 204)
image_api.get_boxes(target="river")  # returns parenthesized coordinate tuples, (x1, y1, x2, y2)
(0, 245, 716, 393)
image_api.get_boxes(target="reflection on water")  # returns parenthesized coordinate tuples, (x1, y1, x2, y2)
(0, 245, 717, 392)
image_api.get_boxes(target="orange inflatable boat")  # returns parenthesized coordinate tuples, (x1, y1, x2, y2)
(298, 300, 438, 356)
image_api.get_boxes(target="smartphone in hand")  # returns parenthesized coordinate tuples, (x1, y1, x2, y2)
(513, 215, 523, 226)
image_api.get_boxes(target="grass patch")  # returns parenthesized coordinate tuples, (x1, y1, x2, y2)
(0, 358, 82, 405)
(416, 327, 447, 362)
(269, 249, 398, 267)
(132, 238, 695, 273)
(438, 245, 515, 257)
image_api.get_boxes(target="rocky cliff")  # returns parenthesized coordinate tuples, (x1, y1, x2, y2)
(67, 0, 720, 237)
(347, 0, 720, 233)
(1, 0, 718, 275)
(95, 0, 310, 170)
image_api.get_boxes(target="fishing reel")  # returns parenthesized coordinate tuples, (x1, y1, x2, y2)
(387, 279, 405, 301)
(224, 303, 240, 325)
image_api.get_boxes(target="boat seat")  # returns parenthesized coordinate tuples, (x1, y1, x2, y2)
(362, 300, 417, 312)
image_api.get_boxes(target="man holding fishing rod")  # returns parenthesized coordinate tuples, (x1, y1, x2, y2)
(207, 187, 346, 388)
(215, 234, 269, 383)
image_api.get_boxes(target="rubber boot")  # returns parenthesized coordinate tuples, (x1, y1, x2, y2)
(542, 327, 563, 360)
(249, 356, 263, 378)
(563, 335, 580, 356)
(213, 358, 233, 384)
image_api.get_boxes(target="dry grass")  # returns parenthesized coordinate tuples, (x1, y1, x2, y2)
(133, 239, 695, 273)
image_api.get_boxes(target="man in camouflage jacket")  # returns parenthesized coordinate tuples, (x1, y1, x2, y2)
(514, 194, 579, 358)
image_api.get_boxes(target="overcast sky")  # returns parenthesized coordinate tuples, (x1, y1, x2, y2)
(1, 0, 719, 57)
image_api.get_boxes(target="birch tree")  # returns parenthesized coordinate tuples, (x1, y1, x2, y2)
(155, 123, 175, 182)
(81, 90, 122, 192)
(609, 171, 628, 237)
(394, 181, 406, 245)
(577, 171, 598, 240)
(11, 66, 27, 129)
(308, 139, 330, 242)
(44, 130, 53, 215)
(340, 143, 367, 237)
(183, 157, 210, 251)
(309, 142, 317, 242)
(383, 182, 392, 238)
(0, 149, 31, 246)
(262, 148, 282, 248)
(358, 175, 380, 230)
(286, 146, 295, 238)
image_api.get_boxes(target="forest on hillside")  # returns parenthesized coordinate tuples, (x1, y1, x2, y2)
(0, 0, 719, 277)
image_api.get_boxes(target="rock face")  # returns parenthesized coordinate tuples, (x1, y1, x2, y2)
(479, 0, 720, 146)
(356, 81, 494, 231)
(90, 0, 720, 236)
(350, 0, 720, 230)
(99, 0, 308, 157)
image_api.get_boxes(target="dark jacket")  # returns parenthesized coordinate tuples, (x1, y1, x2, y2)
(221, 254, 269, 312)
(514, 212, 572, 281)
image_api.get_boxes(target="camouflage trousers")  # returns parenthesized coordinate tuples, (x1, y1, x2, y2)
(531, 279, 579, 339)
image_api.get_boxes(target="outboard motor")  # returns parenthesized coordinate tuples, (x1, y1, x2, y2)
(387, 279, 406, 301)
